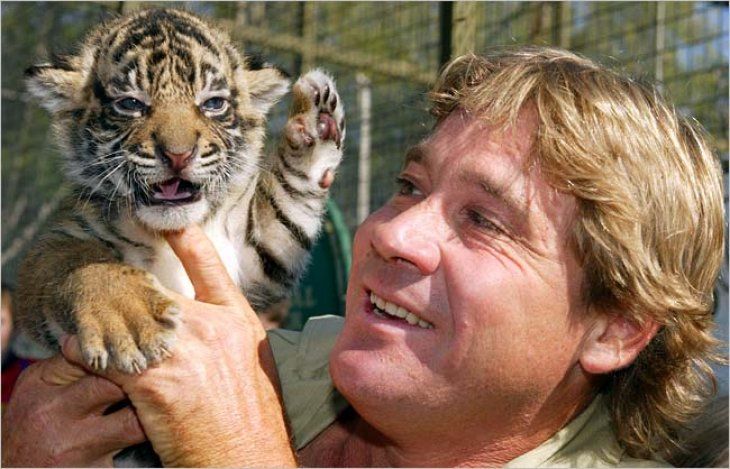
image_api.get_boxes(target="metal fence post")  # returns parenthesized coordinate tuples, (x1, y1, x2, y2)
(301, 2, 317, 73)
(557, 2, 572, 49)
(439, 2, 453, 66)
(356, 73, 372, 224)
(655, 1, 666, 87)
(452, 2, 477, 56)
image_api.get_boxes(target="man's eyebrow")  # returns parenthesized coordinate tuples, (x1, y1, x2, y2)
(459, 171, 528, 219)
(403, 144, 428, 166)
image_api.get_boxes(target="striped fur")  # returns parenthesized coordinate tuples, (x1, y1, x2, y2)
(16, 8, 345, 373)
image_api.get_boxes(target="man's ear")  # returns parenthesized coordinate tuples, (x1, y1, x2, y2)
(25, 56, 85, 113)
(579, 313, 660, 375)
(242, 66, 290, 116)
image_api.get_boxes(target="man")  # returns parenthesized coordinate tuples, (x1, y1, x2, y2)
(2, 47, 725, 467)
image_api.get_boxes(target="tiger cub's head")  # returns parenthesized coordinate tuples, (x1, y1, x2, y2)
(26, 8, 289, 230)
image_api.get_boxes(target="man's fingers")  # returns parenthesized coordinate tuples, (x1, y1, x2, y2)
(93, 406, 147, 451)
(61, 335, 92, 371)
(164, 225, 241, 306)
(37, 353, 89, 386)
(91, 454, 117, 468)
(68, 375, 128, 415)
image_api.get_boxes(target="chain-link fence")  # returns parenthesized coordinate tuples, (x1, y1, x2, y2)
(2, 2, 727, 334)
(3, 2, 726, 253)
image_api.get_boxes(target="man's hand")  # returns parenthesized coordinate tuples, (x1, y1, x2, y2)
(62, 225, 297, 467)
(1, 356, 145, 467)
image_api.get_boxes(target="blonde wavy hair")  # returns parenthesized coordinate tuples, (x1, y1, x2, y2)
(429, 46, 725, 459)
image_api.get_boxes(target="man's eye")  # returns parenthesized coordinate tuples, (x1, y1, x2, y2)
(395, 177, 423, 196)
(113, 97, 147, 114)
(466, 209, 501, 233)
(200, 97, 228, 113)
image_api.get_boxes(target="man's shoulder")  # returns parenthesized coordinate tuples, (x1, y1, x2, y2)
(268, 315, 344, 372)
(267, 315, 348, 450)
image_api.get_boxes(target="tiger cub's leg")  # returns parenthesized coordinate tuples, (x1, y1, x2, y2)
(65, 263, 179, 373)
(16, 232, 179, 373)
(246, 70, 345, 308)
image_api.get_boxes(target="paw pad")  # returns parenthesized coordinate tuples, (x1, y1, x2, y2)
(291, 70, 345, 149)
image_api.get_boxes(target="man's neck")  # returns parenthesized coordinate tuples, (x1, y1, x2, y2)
(299, 390, 598, 467)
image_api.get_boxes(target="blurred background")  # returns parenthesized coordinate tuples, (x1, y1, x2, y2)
(1, 2, 727, 388)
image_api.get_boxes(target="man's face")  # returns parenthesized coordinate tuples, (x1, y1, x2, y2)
(330, 110, 596, 442)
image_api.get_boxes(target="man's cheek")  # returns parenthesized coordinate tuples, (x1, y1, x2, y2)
(447, 264, 527, 328)
(352, 210, 384, 253)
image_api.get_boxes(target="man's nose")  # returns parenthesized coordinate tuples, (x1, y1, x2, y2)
(161, 146, 196, 172)
(371, 204, 441, 275)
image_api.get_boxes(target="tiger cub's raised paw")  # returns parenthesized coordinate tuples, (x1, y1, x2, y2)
(69, 265, 179, 374)
(286, 70, 345, 152)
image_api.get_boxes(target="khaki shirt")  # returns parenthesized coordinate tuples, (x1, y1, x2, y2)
(268, 315, 669, 468)
(504, 397, 668, 468)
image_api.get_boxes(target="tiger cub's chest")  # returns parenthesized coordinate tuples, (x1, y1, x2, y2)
(122, 220, 242, 299)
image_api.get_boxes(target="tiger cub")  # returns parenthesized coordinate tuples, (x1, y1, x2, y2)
(16, 8, 345, 374)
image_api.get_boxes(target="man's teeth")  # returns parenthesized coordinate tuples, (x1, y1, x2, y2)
(370, 292, 433, 329)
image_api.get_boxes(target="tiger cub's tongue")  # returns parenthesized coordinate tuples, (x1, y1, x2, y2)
(153, 178, 191, 200)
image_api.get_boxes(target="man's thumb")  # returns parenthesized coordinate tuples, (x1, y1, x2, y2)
(164, 225, 240, 306)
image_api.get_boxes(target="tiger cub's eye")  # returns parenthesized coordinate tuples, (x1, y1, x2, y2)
(114, 97, 147, 114)
(200, 97, 228, 113)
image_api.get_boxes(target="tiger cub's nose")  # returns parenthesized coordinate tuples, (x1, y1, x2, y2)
(162, 146, 196, 172)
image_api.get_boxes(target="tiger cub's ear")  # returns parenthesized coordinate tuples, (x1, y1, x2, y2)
(25, 55, 86, 113)
(241, 65, 291, 116)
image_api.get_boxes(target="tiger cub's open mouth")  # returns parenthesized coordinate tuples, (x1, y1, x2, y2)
(149, 178, 202, 205)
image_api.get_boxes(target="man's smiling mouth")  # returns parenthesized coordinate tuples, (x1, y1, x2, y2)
(369, 291, 433, 329)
